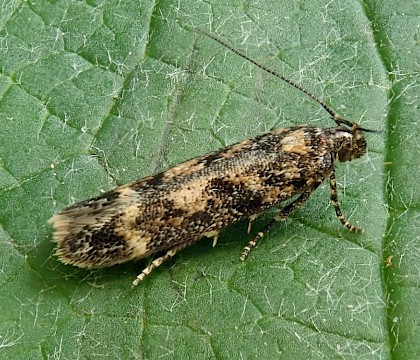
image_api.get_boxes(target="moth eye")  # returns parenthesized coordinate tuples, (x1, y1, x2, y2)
(338, 148, 352, 162)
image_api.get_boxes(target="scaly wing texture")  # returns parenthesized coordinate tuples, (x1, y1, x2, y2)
(50, 126, 334, 268)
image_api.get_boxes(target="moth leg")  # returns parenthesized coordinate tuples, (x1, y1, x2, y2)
(329, 171, 364, 233)
(212, 234, 219, 247)
(202, 230, 220, 247)
(247, 221, 252, 234)
(247, 214, 259, 234)
(132, 242, 192, 286)
(240, 187, 317, 261)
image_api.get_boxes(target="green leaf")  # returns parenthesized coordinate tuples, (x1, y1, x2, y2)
(0, 0, 418, 358)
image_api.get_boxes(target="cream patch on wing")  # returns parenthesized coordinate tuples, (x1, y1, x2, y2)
(280, 129, 311, 155)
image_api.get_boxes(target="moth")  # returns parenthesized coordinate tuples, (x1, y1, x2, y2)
(49, 31, 376, 286)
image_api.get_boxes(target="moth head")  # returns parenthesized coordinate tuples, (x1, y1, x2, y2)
(336, 123, 367, 162)
(337, 125, 367, 162)
(332, 115, 379, 162)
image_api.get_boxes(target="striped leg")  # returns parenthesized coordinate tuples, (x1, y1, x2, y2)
(240, 186, 318, 261)
(133, 241, 192, 286)
(329, 170, 364, 233)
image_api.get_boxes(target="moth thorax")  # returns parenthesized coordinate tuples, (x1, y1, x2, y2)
(335, 127, 367, 162)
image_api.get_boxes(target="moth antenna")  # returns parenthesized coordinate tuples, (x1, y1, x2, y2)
(197, 29, 372, 131)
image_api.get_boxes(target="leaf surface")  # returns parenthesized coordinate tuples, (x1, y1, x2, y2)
(0, 1, 418, 359)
